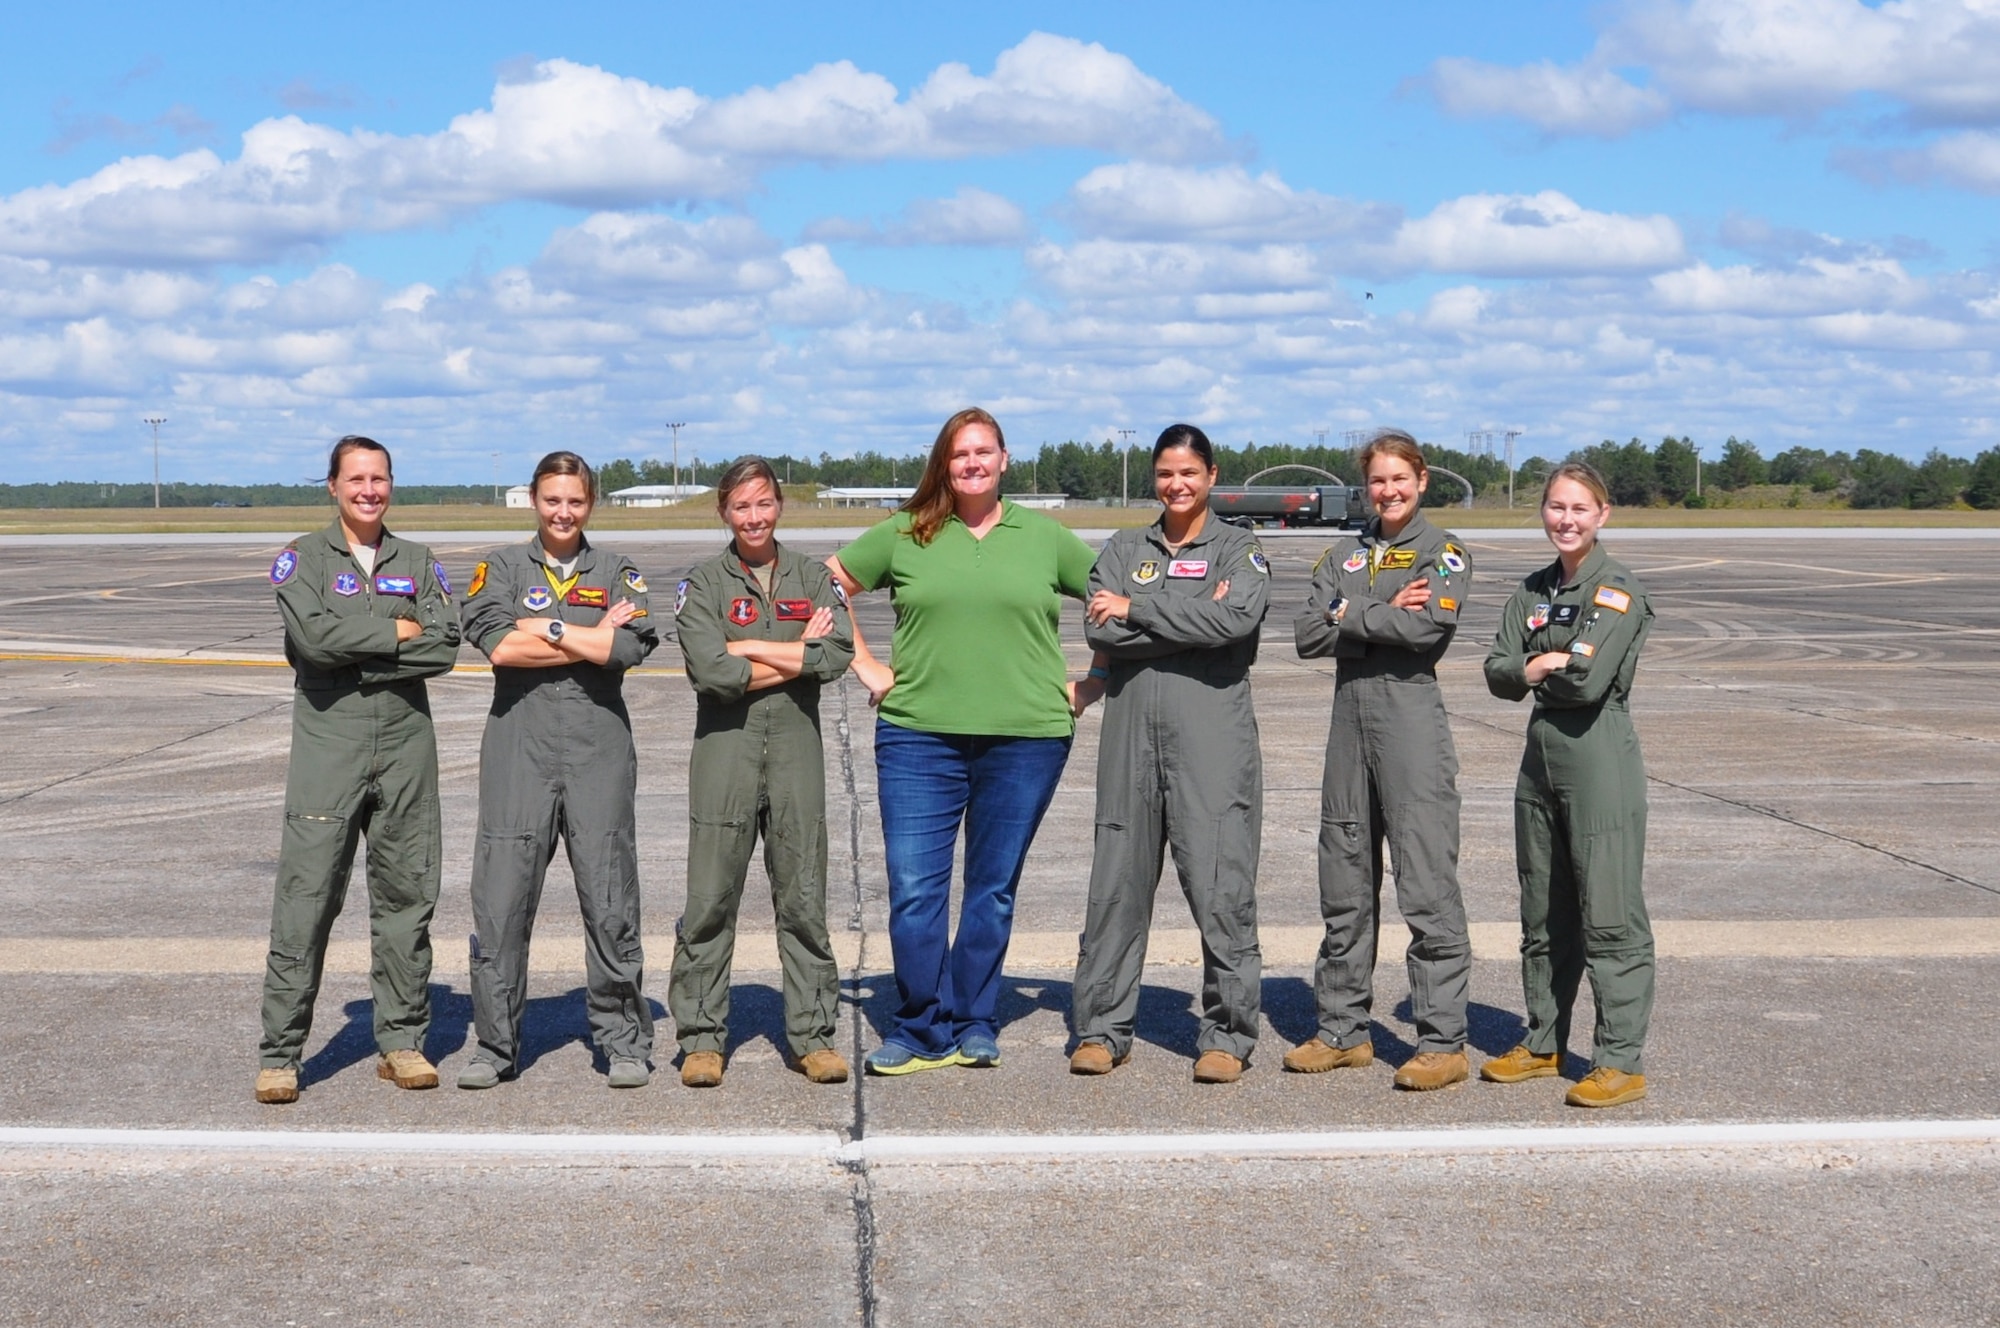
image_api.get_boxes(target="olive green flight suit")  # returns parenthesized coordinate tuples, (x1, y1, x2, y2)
(460, 536, 658, 1076)
(1293, 512, 1473, 1053)
(1484, 545, 1655, 1074)
(668, 541, 854, 1059)
(260, 521, 460, 1069)
(1072, 520, 1270, 1063)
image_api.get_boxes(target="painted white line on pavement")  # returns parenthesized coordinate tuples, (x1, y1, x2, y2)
(2, 1119, 1994, 1166)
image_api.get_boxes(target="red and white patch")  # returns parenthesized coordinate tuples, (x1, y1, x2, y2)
(775, 599, 814, 621)
(728, 597, 759, 626)
(1342, 549, 1368, 574)
(1166, 559, 1208, 579)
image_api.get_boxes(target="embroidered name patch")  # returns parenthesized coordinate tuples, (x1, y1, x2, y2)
(522, 585, 553, 612)
(1131, 560, 1160, 585)
(728, 597, 759, 626)
(567, 586, 608, 608)
(374, 575, 416, 597)
(333, 572, 361, 597)
(1378, 548, 1417, 570)
(1551, 604, 1580, 626)
(467, 562, 488, 598)
(775, 599, 814, 621)
(270, 550, 297, 585)
(1594, 586, 1633, 614)
(1167, 559, 1208, 579)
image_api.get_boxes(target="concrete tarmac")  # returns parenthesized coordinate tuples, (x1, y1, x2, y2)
(1, 526, 1997, 1325)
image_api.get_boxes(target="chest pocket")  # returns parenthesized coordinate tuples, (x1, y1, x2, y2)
(1526, 598, 1584, 652)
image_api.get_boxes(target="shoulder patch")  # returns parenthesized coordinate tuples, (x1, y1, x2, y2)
(1248, 547, 1269, 575)
(467, 561, 489, 598)
(831, 579, 849, 608)
(269, 549, 298, 586)
(674, 579, 691, 617)
(1439, 543, 1468, 575)
(433, 561, 452, 597)
(1593, 586, 1633, 614)
(623, 567, 648, 593)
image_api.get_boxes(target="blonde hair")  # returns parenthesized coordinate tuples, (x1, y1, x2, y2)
(901, 407, 1005, 546)
(1542, 461, 1610, 506)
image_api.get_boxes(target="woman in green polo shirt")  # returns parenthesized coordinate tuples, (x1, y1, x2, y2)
(828, 407, 1098, 1075)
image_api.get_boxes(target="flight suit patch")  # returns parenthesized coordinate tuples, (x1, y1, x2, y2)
(1571, 640, 1597, 658)
(1439, 543, 1468, 575)
(1438, 597, 1458, 612)
(1378, 548, 1417, 570)
(333, 572, 361, 597)
(629, 608, 648, 618)
(1131, 560, 1160, 585)
(522, 585, 553, 611)
(1248, 549, 1269, 575)
(623, 568, 648, 593)
(1594, 586, 1632, 614)
(775, 599, 814, 621)
(374, 575, 416, 597)
(675, 579, 691, 616)
(728, 597, 759, 626)
(567, 586, 608, 608)
(270, 550, 297, 585)
(1551, 604, 1580, 626)
(1527, 603, 1551, 631)
(433, 562, 452, 596)
(1342, 549, 1369, 574)
(467, 562, 488, 598)
(831, 581, 849, 607)
(1167, 559, 1208, 578)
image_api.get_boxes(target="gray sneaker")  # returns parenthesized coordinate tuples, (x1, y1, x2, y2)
(456, 1059, 502, 1091)
(608, 1059, 651, 1089)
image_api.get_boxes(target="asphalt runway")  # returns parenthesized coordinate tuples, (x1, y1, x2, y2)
(1, 526, 1997, 1325)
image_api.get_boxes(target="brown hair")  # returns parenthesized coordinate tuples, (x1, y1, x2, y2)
(1542, 460, 1611, 506)
(715, 455, 783, 510)
(901, 407, 1005, 546)
(1357, 428, 1427, 478)
(327, 435, 391, 482)
(530, 450, 597, 504)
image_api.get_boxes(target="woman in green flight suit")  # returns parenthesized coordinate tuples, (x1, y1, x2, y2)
(1482, 461, 1656, 1109)
(668, 457, 855, 1089)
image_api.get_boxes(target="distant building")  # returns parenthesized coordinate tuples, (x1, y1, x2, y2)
(505, 484, 533, 509)
(1010, 494, 1067, 509)
(608, 484, 714, 507)
(820, 486, 916, 508)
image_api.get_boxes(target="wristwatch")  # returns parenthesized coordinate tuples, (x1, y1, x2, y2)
(544, 619, 565, 643)
(1322, 595, 1347, 625)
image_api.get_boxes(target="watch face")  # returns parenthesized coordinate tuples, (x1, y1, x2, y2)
(547, 620, 564, 640)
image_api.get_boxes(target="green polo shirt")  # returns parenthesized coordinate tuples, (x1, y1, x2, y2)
(837, 502, 1097, 737)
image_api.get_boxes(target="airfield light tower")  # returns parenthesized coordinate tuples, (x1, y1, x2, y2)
(1505, 430, 1524, 507)
(1117, 429, 1137, 506)
(665, 422, 686, 495)
(144, 416, 167, 509)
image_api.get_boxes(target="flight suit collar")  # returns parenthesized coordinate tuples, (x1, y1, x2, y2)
(723, 538, 793, 595)
(1364, 511, 1432, 549)
(1555, 544, 1609, 592)
(529, 532, 597, 573)
(1143, 512, 1226, 556)
(314, 519, 404, 561)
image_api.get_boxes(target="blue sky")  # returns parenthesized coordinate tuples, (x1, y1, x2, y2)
(6, 1, 2000, 483)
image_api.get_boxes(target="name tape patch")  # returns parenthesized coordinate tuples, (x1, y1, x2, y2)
(567, 586, 608, 608)
(775, 599, 814, 621)
(1167, 559, 1209, 579)
(374, 575, 416, 597)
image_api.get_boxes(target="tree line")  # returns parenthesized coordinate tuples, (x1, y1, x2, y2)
(1560, 437, 2000, 510)
(0, 481, 494, 509)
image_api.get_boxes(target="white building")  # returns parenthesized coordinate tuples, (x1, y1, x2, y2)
(820, 486, 916, 508)
(608, 484, 714, 507)
(504, 484, 533, 509)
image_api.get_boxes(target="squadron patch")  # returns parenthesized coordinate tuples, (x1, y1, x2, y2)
(374, 575, 417, 597)
(1439, 543, 1468, 575)
(776, 599, 814, 621)
(623, 568, 649, 594)
(567, 586, 608, 608)
(728, 597, 759, 626)
(269, 549, 297, 585)
(1342, 549, 1369, 574)
(831, 581, 849, 608)
(1527, 603, 1551, 631)
(1131, 560, 1161, 585)
(467, 561, 488, 598)
(674, 579, 691, 617)
(1248, 548, 1270, 575)
(522, 585, 553, 612)
(1593, 586, 1633, 614)
(433, 561, 452, 596)
(1167, 559, 1208, 579)
(333, 572, 361, 597)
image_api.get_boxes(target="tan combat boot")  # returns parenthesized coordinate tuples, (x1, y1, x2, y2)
(1565, 1067, 1647, 1108)
(1480, 1045, 1562, 1084)
(682, 1051, 725, 1088)
(798, 1050, 850, 1084)
(254, 1067, 299, 1104)
(1282, 1038, 1374, 1073)
(1192, 1050, 1244, 1084)
(377, 1048, 439, 1090)
(1393, 1050, 1470, 1091)
(1068, 1043, 1131, 1076)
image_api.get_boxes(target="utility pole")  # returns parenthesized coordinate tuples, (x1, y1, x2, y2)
(1694, 443, 1703, 499)
(1116, 429, 1137, 506)
(1314, 427, 1329, 450)
(1505, 430, 1523, 507)
(143, 416, 167, 509)
(665, 422, 685, 495)
(491, 452, 499, 504)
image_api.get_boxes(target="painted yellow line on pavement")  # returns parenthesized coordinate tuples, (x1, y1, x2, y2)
(5, 918, 1997, 976)
(0, 651, 684, 676)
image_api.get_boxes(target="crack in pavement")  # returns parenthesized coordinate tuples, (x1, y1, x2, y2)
(0, 699, 291, 809)
(836, 676, 882, 1328)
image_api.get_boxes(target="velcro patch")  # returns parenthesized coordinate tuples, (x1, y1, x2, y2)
(623, 568, 648, 593)
(270, 549, 298, 585)
(1378, 548, 1417, 570)
(333, 572, 361, 597)
(1527, 603, 1550, 631)
(567, 586, 608, 608)
(467, 561, 489, 598)
(775, 599, 814, 621)
(1570, 640, 1597, 657)
(1248, 549, 1269, 575)
(674, 579, 691, 617)
(1131, 560, 1161, 585)
(374, 575, 416, 597)
(1594, 586, 1632, 614)
(1439, 543, 1468, 574)
(1438, 597, 1458, 612)
(433, 561, 452, 596)
(728, 597, 759, 626)
(1342, 549, 1369, 574)
(522, 585, 552, 612)
(1551, 604, 1580, 626)
(1167, 559, 1208, 579)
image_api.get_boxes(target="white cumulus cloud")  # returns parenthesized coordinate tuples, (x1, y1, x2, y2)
(1389, 191, 1685, 277)
(804, 187, 1032, 247)
(1064, 163, 1398, 242)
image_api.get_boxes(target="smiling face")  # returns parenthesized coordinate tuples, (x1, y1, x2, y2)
(946, 422, 1007, 501)
(534, 472, 594, 552)
(1366, 450, 1429, 535)
(721, 476, 782, 556)
(1153, 444, 1216, 520)
(329, 446, 393, 538)
(1542, 475, 1610, 562)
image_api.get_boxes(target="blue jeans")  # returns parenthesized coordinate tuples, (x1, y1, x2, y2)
(874, 720, 1073, 1056)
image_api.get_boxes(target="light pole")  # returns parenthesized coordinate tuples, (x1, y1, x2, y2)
(1505, 430, 1523, 508)
(1116, 429, 1136, 506)
(491, 452, 499, 504)
(143, 416, 167, 509)
(1694, 444, 1703, 500)
(665, 422, 685, 495)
